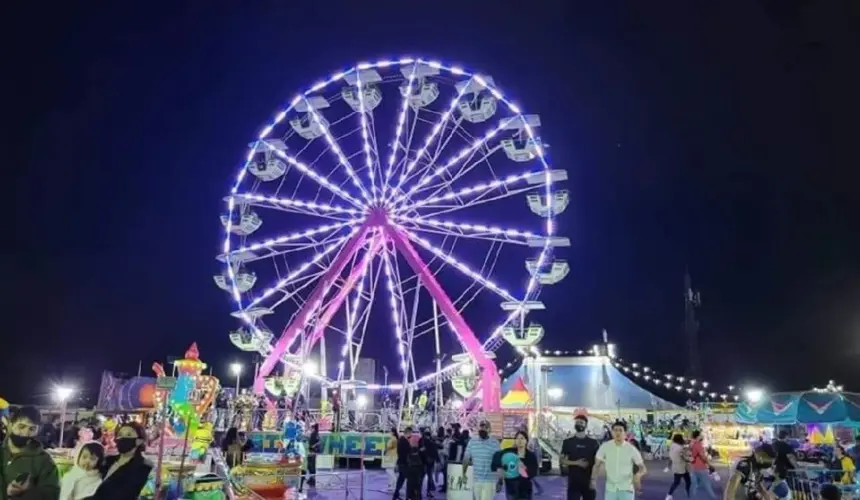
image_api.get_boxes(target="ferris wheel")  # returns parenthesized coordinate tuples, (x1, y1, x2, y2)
(215, 57, 570, 412)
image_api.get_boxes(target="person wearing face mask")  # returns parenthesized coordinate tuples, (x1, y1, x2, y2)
(0, 406, 60, 500)
(462, 421, 501, 500)
(88, 422, 153, 500)
(561, 415, 600, 500)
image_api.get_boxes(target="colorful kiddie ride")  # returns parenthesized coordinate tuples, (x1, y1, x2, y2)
(141, 343, 222, 500)
(228, 420, 304, 499)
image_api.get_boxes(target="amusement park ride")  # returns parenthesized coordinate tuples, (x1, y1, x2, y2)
(215, 57, 570, 415)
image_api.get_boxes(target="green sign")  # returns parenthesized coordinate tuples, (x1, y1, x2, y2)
(156, 377, 177, 390)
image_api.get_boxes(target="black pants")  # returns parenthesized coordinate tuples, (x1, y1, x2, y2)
(406, 465, 424, 500)
(669, 472, 691, 495)
(306, 454, 317, 487)
(424, 463, 435, 493)
(394, 464, 408, 498)
(567, 481, 596, 500)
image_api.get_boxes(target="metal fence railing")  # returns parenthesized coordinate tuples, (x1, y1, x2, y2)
(209, 408, 479, 432)
(787, 469, 859, 500)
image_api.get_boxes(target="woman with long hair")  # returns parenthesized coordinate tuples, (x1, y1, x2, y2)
(493, 430, 539, 500)
(89, 422, 152, 500)
(666, 433, 691, 500)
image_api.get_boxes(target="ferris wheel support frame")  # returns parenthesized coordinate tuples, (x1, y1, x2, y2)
(254, 223, 372, 392)
(252, 212, 502, 410)
(387, 225, 502, 410)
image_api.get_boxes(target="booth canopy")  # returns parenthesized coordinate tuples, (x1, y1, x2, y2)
(735, 391, 860, 424)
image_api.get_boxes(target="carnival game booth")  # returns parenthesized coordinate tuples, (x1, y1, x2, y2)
(736, 391, 860, 495)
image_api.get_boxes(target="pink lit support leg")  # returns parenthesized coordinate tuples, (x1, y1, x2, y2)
(385, 226, 502, 411)
(254, 224, 372, 393)
(303, 234, 383, 354)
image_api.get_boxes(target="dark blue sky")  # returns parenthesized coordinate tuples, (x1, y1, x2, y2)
(7, 1, 859, 404)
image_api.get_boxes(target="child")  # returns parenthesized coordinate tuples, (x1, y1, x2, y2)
(60, 441, 105, 500)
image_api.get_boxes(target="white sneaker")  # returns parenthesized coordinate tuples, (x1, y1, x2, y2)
(665, 495, 673, 500)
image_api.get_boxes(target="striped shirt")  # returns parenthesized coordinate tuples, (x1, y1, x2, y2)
(465, 437, 501, 483)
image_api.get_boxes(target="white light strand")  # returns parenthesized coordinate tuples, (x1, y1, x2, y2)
(392, 214, 535, 240)
(395, 169, 542, 214)
(246, 229, 359, 308)
(262, 144, 364, 208)
(396, 226, 516, 301)
(341, 243, 374, 359)
(304, 101, 372, 205)
(231, 221, 354, 256)
(388, 76, 473, 200)
(232, 193, 360, 216)
(396, 117, 519, 205)
(381, 63, 419, 201)
(353, 71, 379, 201)
(381, 245, 408, 371)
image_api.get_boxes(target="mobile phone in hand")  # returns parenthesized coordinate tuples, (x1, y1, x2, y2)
(15, 472, 30, 484)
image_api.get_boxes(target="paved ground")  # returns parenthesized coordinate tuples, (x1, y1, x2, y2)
(298, 462, 729, 500)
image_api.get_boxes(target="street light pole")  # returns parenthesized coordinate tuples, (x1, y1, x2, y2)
(231, 363, 243, 395)
(54, 386, 74, 447)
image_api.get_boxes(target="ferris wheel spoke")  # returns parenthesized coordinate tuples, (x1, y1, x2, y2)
(381, 64, 419, 200)
(304, 236, 382, 355)
(394, 225, 517, 303)
(394, 111, 464, 191)
(351, 71, 382, 201)
(230, 193, 361, 222)
(302, 98, 373, 205)
(381, 244, 409, 373)
(386, 77, 473, 203)
(396, 169, 547, 214)
(394, 116, 522, 206)
(242, 229, 360, 310)
(223, 221, 357, 264)
(260, 142, 365, 209)
(393, 215, 535, 246)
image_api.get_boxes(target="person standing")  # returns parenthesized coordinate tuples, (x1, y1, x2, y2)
(393, 426, 414, 500)
(420, 428, 439, 498)
(0, 406, 60, 500)
(689, 430, 716, 499)
(561, 415, 600, 500)
(462, 421, 501, 500)
(593, 421, 647, 500)
(306, 423, 321, 489)
(527, 434, 544, 496)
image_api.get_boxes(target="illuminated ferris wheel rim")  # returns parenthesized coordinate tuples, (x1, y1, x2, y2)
(218, 56, 568, 400)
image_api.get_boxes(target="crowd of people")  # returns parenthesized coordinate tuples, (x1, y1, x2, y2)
(1, 406, 153, 500)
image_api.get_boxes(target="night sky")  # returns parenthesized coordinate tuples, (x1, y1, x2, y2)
(7, 1, 859, 405)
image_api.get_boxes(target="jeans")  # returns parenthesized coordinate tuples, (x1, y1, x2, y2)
(669, 473, 691, 495)
(604, 490, 635, 500)
(690, 470, 716, 499)
(473, 481, 496, 500)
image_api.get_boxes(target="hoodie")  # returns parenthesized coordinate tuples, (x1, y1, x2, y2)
(0, 437, 61, 500)
(59, 442, 104, 500)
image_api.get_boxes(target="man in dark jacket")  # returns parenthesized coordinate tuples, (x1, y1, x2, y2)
(1, 406, 60, 500)
(392, 426, 413, 500)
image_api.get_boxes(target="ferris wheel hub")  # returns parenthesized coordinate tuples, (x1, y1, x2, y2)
(365, 206, 390, 226)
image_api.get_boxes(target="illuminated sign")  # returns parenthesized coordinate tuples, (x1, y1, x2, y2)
(246, 431, 390, 457)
